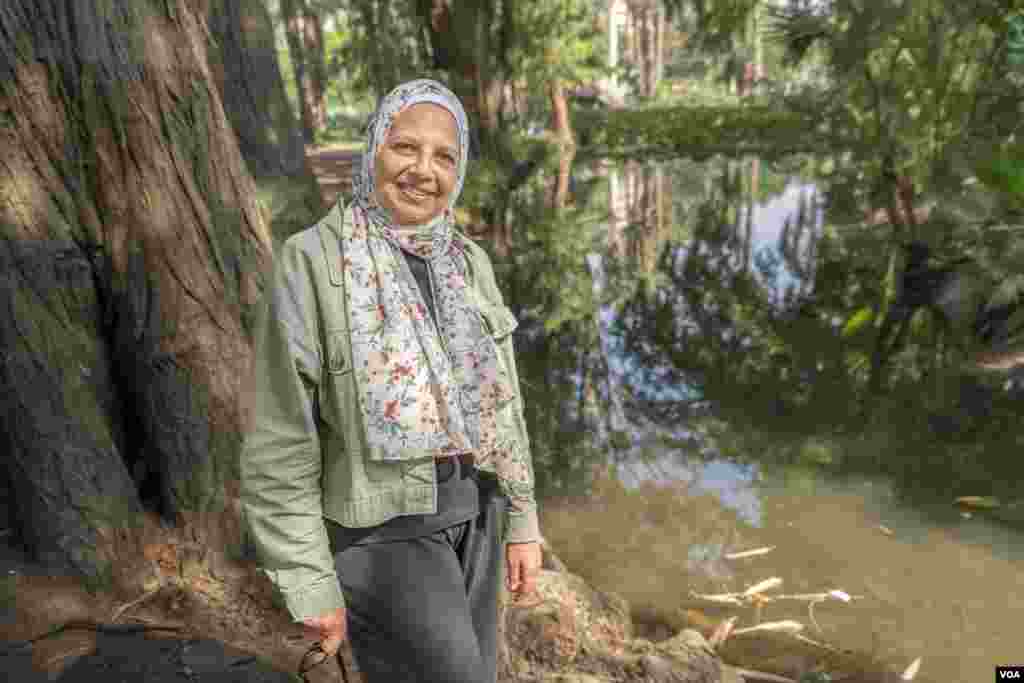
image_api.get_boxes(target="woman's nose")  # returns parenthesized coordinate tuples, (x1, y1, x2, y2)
(409, 152, 434, 178)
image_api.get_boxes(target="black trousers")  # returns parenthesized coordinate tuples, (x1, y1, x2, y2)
(332, 462, 507, 683)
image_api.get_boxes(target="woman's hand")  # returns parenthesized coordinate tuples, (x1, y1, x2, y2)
(301, 607, 348, 657)
(506, 541, 542, 600)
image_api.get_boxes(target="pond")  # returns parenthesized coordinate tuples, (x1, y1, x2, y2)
(504, 152, 1024, 682)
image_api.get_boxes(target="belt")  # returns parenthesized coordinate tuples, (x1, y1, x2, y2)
(434, 452, 476, 469)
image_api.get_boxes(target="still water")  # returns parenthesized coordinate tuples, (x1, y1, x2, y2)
(616, 455, 1024, 682)
(530, 153, 1024, 682)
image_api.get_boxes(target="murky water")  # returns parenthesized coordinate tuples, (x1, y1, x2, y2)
(528, 153, 1024, 682)
(616, 455, 1024, 682)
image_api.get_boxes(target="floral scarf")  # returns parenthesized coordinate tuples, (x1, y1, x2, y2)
(343, 79, 527, 498)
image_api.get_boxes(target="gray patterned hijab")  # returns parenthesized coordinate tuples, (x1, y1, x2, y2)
(350, 79, 471, 256)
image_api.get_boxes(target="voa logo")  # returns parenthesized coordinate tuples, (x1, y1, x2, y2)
(999, 672, 1021, 679)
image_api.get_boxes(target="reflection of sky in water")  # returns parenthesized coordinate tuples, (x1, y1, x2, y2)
(616, 455, 763, 527)
(748, 181, 823, 298)
(592, 169, 825, 428)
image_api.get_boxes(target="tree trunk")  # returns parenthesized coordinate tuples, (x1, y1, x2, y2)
(416, 0, 507, 157)
(551, 143, 577, 211)
(302, 4, 328, 132)
(0, 0, 272, 594)
(205, 0, 312, 179)
(280, 0, 327, 143)
(548, 78, 576, 146)
(654, 3, 665, 90)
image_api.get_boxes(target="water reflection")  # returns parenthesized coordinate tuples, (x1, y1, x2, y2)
(499, 151, 1024, 682)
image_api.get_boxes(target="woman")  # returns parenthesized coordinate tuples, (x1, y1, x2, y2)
(240, 79, 542, 683)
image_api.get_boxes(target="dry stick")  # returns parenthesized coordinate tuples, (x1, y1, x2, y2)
(731, 666, 798, 683)
(109, 585, 164, 623)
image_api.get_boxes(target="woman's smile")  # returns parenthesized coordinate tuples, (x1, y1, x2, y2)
(373, 102, 459, 226)
(399, 184, 434, 202)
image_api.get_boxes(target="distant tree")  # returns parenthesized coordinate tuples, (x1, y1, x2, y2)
(279, 0, 329, 142)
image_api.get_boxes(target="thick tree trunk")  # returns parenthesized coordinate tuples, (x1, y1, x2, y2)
(0, 0, 271, 591)
(280, 0, 328, 143)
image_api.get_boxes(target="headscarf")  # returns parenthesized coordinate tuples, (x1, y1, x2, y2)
(338, 79, 531, 503)
(350, 78, 470, 246)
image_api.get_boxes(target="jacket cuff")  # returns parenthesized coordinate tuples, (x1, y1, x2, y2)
(281, 576, 347, 623)
(504, 504, 541, 544)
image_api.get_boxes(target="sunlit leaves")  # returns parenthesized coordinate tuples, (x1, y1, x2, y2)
(841, 306, 874, 338)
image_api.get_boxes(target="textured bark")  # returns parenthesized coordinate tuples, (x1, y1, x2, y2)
(551, 143, 577, 211)
(417, 0, 508, 154)
(205, 0, 309, 178)
(279, 0, 327, 143)
(0, 0, 273, 587)
(548, 79, 576, 146)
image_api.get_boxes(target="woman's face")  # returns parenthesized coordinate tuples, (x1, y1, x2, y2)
(373, 103, 460, 226)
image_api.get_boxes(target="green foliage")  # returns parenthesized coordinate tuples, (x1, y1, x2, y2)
(508, 0, 608, 88)
(581, 103, 815, 157)
(841, 306, 874, 338)
(763, 0, 1022, 200)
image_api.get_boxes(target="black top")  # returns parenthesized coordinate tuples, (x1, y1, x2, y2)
(324, 250, 480, 552)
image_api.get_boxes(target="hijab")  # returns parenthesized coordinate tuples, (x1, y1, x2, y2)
(338, 79, 532, 503)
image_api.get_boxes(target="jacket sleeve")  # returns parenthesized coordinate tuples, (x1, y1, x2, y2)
(467, 240, 541, 544)
(501, 331, 543, 544)
(240, 237, 347, 622)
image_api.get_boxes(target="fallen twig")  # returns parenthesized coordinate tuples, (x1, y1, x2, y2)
(730, 665, 798, 683)
(109, 586, 163, 624)
(744, 577, 784, 597)
(723, 546, 776, 560)
(732, 620, 805, 637)
(901, 656, 922, 680)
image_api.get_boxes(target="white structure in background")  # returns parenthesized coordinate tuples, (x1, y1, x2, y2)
(602, 0, 631, 103)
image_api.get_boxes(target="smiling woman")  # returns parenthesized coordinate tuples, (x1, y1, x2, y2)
(241, 78, 541, 683)
(372, 103, 460, 226)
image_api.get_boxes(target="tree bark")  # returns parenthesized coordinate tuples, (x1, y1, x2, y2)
(416, 0, 508, 156)
(654, 3, 665, 90)
(205, 0, 312, 179)
(279, 0, 327, 143)
(548, 78, 576, 147)
(0, 0, 272, 591)
(551, 143, 577, 211)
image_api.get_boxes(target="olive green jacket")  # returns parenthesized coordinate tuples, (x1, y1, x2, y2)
(240, 199, 540, 623)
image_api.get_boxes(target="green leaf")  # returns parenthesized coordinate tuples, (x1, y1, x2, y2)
(841, 306, 875, 337)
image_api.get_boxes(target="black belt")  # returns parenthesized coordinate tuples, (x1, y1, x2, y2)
(434, 453, 476, 469)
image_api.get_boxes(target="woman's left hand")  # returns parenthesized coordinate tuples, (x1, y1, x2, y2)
(506, 541, 542, 599)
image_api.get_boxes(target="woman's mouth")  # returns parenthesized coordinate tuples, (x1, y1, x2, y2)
(399, 185, 433, 202)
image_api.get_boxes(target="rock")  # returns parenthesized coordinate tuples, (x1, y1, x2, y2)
(540, 538, 569, 573)
(503, 568, 722, 683)
(542, 674, 610, 683)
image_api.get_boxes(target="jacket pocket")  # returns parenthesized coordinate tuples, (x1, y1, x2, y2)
(325, 328, 352, 376)
(320, 327, 354, 447)
(477, 301, 518, 341)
